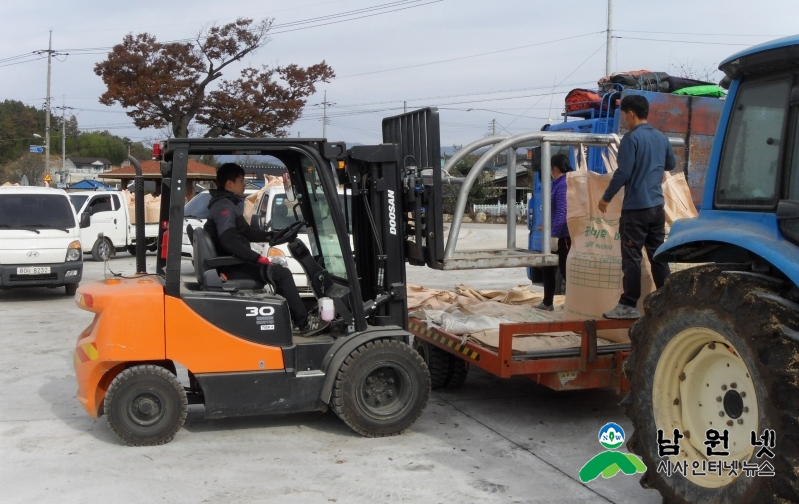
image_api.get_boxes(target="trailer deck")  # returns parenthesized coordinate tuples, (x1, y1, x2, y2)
(409, 317, 635, 393)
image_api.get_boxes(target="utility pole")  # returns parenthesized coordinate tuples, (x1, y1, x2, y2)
(491, 119, 498, 166)
(322, 90, 327, 139)
(404, 101, 407, 114)
(45, 30, 52, 183)
(605, 0, 613, 77)
(61, 95, 66, 173)
(52, 98, 74, 185)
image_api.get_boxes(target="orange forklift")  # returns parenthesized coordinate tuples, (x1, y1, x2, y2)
(73, 110, 450, 445)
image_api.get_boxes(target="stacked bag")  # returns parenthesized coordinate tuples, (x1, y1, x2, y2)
(566, 71, 725, 114)
(121, 190, 161, 224)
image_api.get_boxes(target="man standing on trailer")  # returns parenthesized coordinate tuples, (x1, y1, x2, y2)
(598, 95, 676, 319)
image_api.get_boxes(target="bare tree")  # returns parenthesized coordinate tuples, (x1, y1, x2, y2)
(95, 18, 333, 138)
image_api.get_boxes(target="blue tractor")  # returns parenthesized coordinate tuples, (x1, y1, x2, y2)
(623, 36, 799, 503)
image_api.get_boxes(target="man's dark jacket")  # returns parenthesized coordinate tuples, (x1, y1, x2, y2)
(602, 123, 676, 210)
(203, 189, 274, 262)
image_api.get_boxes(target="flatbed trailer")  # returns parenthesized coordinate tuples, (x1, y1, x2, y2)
(409, 317, 635, 393)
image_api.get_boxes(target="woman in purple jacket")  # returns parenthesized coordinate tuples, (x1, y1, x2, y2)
(536, 153, 572, 311)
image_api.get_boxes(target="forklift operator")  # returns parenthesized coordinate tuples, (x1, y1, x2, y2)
(204, 163, 328, 337)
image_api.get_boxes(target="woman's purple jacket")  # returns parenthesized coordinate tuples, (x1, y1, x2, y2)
(551, 175, 569, 239)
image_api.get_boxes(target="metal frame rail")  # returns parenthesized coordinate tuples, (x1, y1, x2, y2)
(409, 317, 636, 393)
(439, 132, 684, 270)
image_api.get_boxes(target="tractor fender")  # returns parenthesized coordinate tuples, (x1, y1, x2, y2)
(319, 326, 410, 404)
(657, 210, 799, 286)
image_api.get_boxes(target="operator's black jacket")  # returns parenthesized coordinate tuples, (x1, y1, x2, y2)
(204, 189, 274, 263)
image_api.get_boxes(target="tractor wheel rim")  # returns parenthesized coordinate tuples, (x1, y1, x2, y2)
(127, 391, 165, 428)
(356, 362, 412, 420)
(653, 327, 758, 488)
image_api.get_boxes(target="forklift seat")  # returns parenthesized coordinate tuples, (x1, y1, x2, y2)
(192, 227, 264, 292)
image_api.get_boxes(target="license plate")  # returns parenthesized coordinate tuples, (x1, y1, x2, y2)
(17, 267, 51, 275)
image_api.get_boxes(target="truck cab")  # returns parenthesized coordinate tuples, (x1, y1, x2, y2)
(69, 190, 159, 261)
(0, 186, 85, 295)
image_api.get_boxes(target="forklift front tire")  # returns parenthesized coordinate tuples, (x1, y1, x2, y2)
(104, 365, 188, 446)
(331, 339, 430, 437)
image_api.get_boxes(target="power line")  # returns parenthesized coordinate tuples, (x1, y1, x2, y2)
(337, 31, 604, 79)
(54, 1, 436, 53)
(615, 36, 751, 47)
(331, 81, 594, 109)
(615, 30, 787, 38)
(505, 43, 606, 129)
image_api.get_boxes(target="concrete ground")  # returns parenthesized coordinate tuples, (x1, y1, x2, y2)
(0, 224, 662, 503)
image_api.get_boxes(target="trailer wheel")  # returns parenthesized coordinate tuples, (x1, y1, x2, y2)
(104, 364, 188, 446)
(331, 339, 430, 437)
(91, 238, 113, 262)
(623, 264, 799, 503)
(413, 339, 469, 389)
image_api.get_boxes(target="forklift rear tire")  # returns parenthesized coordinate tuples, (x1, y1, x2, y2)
(413, 339, 469, 389)
(91, 238, 113, 262)
(104, 364, 188, 446)
(331, 339, 430, 437)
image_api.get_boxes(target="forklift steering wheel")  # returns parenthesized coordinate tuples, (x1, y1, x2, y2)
(269, 220, 305, 247)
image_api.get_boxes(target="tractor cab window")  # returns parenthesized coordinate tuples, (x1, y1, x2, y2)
(303, 163, 348, 280)
(783, 105, 799, 243)
(716, 77, 791, 209)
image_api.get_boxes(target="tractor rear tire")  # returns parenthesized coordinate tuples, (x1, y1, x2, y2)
(331, 339, 430, 437)
(413, 338, 469, 389)
(91, 238, 112, 262)
(622, 264, 799, 504)
(104, 364, 188, 446)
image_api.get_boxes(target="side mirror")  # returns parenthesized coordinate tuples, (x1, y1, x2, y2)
(80, 212, 90, 228)
(282, 173, 296, 202)
(777, 200, 799, 220)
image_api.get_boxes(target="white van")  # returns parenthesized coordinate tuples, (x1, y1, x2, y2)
(68, 191, 159, 261)
(0, 186, 85, 295)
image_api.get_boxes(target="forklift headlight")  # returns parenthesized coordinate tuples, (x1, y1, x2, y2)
(66, 241, 81, 261)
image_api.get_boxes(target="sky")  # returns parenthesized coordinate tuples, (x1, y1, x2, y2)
(1, 0, 798, 150)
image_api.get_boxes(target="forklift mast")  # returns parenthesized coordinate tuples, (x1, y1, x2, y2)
(340, 108, 444, 330)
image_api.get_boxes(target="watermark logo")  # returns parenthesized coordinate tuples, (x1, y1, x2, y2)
(579, 423, 646, 483)
(599, 422, 625, 449)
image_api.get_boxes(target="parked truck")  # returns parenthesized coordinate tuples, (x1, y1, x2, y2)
(0, 186, 87, 295)
(68, 190, 159, 261)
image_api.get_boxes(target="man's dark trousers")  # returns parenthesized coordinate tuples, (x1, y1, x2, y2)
(618, 205, 670, 308)
(222, 263, 309, 328)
